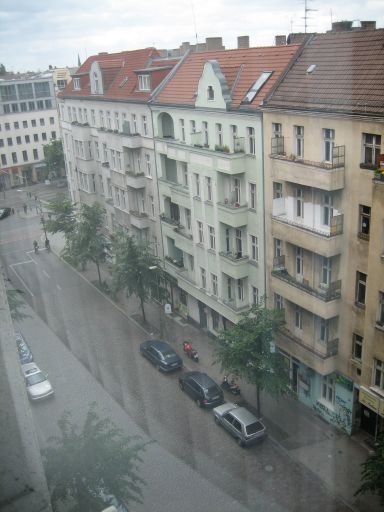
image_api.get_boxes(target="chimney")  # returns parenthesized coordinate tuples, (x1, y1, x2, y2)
(275, 35, 287, 46)
(180, 41, 191, 55)
(360, 21, 376, 30)
(205, 37, 224, 51)
(331, 21, 353, 32)
(237, 36, 250, 49)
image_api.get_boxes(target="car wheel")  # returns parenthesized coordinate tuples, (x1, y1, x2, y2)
(196, 399, 202, 407)
(179, 381, 184, 391)
(214, 415, 220, 424)
(237, 438, 245, 448)
(156, 364, 162, 372)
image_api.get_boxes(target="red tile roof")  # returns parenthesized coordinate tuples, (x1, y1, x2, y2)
(58, 48, 179, 102)
(153, 45, 300, 110)
(264, 29, 384, 116)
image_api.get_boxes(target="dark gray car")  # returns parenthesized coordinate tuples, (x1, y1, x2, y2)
(179, 371, 224, 408)
(213, 402, 266, 447)
(140, 340, 182, 372)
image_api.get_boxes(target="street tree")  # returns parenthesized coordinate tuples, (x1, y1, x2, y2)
(43, 139, 64, 179)
(0, 64, 6, 76)
(45, 193, 76, 235)
(214, 300, 289, 417)
(6, 288, 29, 321)
(355, 432, 384, 506)
(111, 232, 167, 323)
(42, 403, 147, 512)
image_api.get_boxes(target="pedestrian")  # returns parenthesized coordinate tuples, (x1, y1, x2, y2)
(34, 195, 37, 201)
(11, 208, 14, 214)
(23, 203, 27, 214)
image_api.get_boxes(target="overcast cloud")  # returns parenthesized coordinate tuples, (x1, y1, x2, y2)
(1, 0, 383, 72)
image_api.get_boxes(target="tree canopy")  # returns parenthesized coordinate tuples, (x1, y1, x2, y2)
(111, 233, 167, 323)
(215, 300, 290, 417)
(43, 139, 64, 179)
(43, 404, 147, 512)
(6, 288, 29, 321)
(45, 193, 76, 235)
(355, 432, 384, 506)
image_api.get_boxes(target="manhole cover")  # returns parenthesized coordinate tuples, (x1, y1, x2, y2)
(264, 465, 274, 472)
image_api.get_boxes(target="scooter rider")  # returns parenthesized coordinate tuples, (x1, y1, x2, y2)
(33, 240, 39, 253)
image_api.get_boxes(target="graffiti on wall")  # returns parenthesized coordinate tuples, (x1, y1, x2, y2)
(313, 397, 352, 433)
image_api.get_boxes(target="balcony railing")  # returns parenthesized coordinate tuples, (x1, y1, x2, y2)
(219, 251, 249, 262)
(165, 255, 184, 268)
(272, 267, 341, 302)
(272, 212, 344, 237)
(160, 213, 180, 226)
(270, 137, 345, 169)
(279, 327, 339, 359)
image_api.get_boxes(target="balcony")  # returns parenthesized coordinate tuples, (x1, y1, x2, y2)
(217, 201, 248, 227)
(269, 137, 345, 191)
(129, 210, 150, 229)
(219, 252, 249, 279)
(125, 171, 146, 189)
(173, 226, 193, 253)
(277, 328, 338, 375)
(271, 213, 343, 257)
(121, 133, 143, 149)
(271, 267, 341, 319)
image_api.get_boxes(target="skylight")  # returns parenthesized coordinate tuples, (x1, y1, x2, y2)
(119, 76, 129, 88)
(243, 71, 272, 103)
(306, 64, 316, 74)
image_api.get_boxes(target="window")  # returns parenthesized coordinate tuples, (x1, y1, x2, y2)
(73, 78, 81, 90)
(33, 134, 38, 142)
(25, 135, 30, 143)
(185, 208, 191, 230)
(207, 86, 214, 100)
(99, 111, 104, 128)
(34, 81, 50, 97)
(3, 104, 10, 113)
(194, 173, 200, 197)
(138, 75, 150, 91)
(106, 111, 111, 129)
(51, 131, 56, 140)
(114, 112, 119, 131)
(274, 293, 284, 310)
(233, 178, 241, 204)
(203, 121, 209, 146)
(216, 123, 223, 146)
(116, 151, 122, 171)
(11, 103, 19, 112)
(355, 271, 367, 306)
(7, 138, 13, 146)
(181, 162, 188, 187)
(212, 311, 219, 330)
(323, 128, 335, 162)
(142, 115, 148, 135)
(0, 139, 4, 147)
(237, 279, 244, 301)
(14, 122, 19, 129)
(247, 126, 255, 154)
(295, 188, 304, 218)
(49, 117, 55, 125)
(378, 292, 384, 326)
(249, 183, 256, 209)
(145, 154, 151, 176)
(102, 143, 108, 162)
(352, 334, 363, 361)
(322, 193, 333, 226)
(110, 149, 116, 169)
(179, 119, 185, 142)
(197, 221, 204, 243)
(78, 108, 83, 123)
(272, 123, 282, 138)
(205, 177, 212, 201)
(235, 229, 242, 258)
(274, 238, 282, 257)
(23, 120, 28, 128)
(1, 154, 6, 165)
(5, 123, 10, 131)
(57, 79, 67, 90)
(188, 254, 194, 272)
(16, 136, 21, 145)
(22, 150, 28, 162)
(190, 120, 196, 134)
(250, 235, 259, 262)
(273, 182, 283, 199)
(42, 133, 47, 141)
(208, 226, 215, 250)
(12, 152, 17, 164)
(362, 133, 381, 166)
(294, 126, 304, 158)
(28, 101, 35, 111)
(40, 118, 45, 126)
(358, 205, 371, 239)
(243, 71, 272, 102)
(95, 141, 100, 160)
(321, 257, 332, 286)
(33, 149, 38, 160)
(295, 306, 303, 330)
(132, 114, 137, 133)
(149, 195, 155, 217)
(20, 103, 27, 112)
(91, 110, 96, 126)
(321, 375, 335, 404)
(200, 268, 206, 289)
(374, 360, 384, 389)
(230, 125, 238, 151)
(211, 274, 218, 296)
(252, 286, 259, 305)
(295, 247, 303, 276)
(319, 318, 329, 343)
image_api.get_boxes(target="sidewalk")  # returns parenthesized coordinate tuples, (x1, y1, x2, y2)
(47, 231, 381, 512)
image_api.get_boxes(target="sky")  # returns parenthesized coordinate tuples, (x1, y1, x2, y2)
(1, 0, 383, 72)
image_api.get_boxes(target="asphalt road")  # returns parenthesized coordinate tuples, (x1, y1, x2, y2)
(0, 210, 353, 512)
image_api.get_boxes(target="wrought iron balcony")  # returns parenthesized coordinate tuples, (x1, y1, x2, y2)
(272, 267, 341, 302)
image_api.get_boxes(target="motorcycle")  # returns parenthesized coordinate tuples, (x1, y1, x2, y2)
(221, 375, 241, 395)
(183, 341, 199, 362)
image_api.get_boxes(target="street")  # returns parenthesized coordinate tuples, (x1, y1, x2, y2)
(0, 194, 358, 512)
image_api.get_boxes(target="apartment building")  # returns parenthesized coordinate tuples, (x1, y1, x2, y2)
(0, 75, 60, 187)
(151, 42, 299, 333)
(58, 49, 180, 245)
(263, 25, 384, 434)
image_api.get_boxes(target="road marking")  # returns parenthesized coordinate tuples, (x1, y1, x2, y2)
(42, 270, 50, 278)
(10, 259, 36, 267)
(9, 265, 34, 297)
(56, 284, 62, 290)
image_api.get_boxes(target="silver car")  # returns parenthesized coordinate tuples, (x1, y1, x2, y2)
(213, 402, 266, 447)
(22, 363, 54, 401)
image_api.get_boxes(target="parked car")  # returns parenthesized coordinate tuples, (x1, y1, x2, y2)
(0, 207, 11, 219)
(15, 332, 33, 364)
(140, 340, 182, 372)
(213, 402, 266, 447)
(179, 371, 224, 408)
(22, 363, 54, 401)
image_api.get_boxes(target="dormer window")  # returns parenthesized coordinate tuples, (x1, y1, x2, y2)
(93, 72, 99, 94)
(73, 78, 81, 90)
(138, 75, 150, 91)
(207, 86, 214, 100)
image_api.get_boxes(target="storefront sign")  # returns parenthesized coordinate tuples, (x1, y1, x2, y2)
(359, 387, 380, 413)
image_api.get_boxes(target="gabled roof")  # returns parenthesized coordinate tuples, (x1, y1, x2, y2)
(264, 29, 384, 116)
(58, 48, 180, 102)
(152, 45, 300, 110)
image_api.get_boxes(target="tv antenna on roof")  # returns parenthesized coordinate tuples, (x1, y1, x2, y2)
(190, 0, 199, 46)
(302, 0, 317, 33)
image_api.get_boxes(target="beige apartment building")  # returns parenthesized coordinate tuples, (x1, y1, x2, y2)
(263, 24, 384, 434)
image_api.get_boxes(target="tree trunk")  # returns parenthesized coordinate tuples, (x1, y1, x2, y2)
(96, 261, 102, 286)
(256, 386, 261, 418)
(140, 296, 146, 323)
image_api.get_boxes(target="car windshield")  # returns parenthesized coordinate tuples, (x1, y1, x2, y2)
(205, 385, 219, 397)
(26, 372, 46, 386)
(246, 421, 265, 435)
(162, 350, 175, 359)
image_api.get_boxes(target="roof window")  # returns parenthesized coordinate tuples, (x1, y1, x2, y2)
(207, 86, 214, 101)
(306, 64, 316, 74)
(138, 75, 150, 91)
(242, 71, 272, 103)
(73, 77, 81, 90)
(119, 76, 129, 88)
